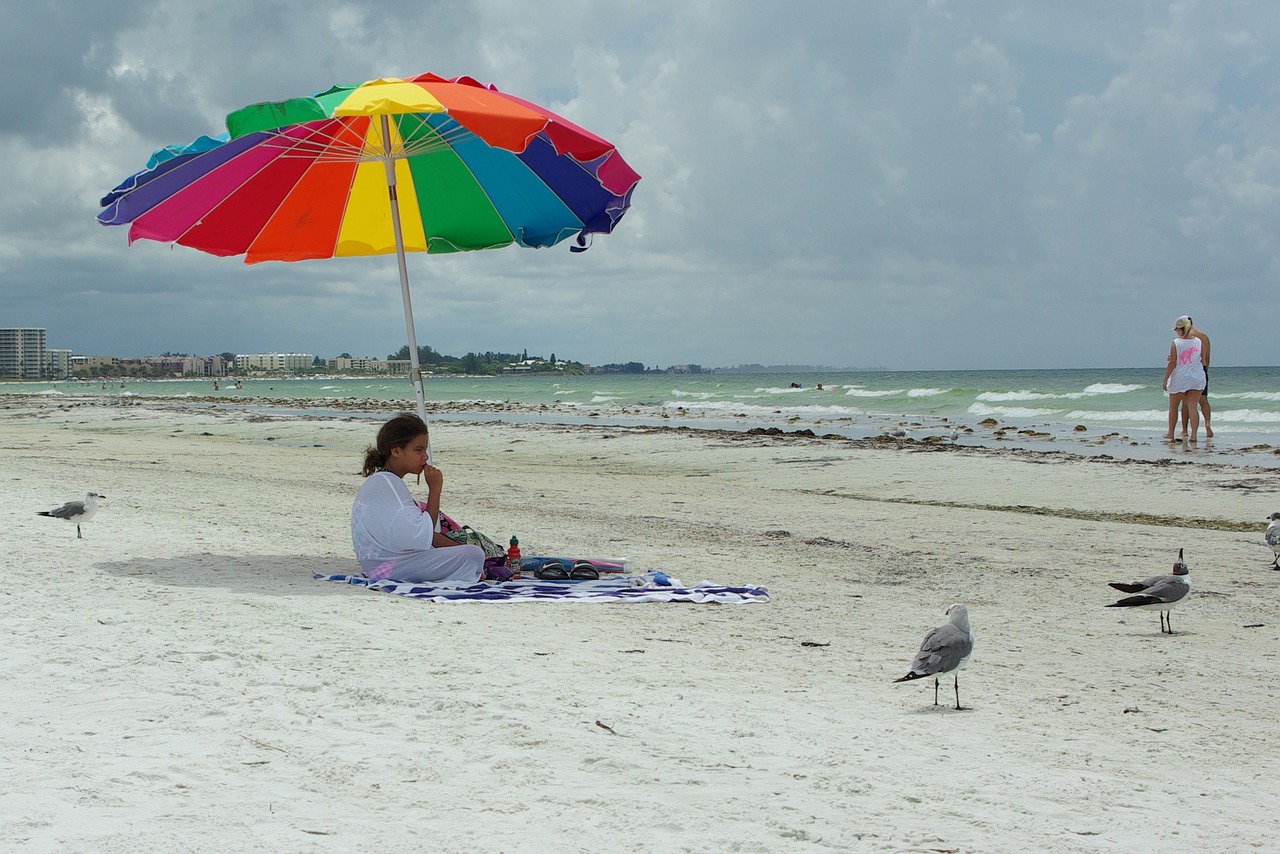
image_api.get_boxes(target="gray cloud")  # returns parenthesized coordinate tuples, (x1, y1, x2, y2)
(2, 0, 1278, 370)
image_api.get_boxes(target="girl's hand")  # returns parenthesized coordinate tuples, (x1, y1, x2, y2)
(422, 464, 444, 491)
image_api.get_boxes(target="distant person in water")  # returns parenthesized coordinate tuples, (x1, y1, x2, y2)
(1179, 316, 1212, 439)
(1162, 316, 1207, 444)
(350, 413, 485, 582)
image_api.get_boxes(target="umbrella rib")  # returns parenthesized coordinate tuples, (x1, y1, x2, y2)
(254, 114, 477, 163)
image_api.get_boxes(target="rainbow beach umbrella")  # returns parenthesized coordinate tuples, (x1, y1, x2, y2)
(99, 72, 640, 421)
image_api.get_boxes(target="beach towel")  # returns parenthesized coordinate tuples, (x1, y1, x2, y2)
(315, 570, 770, 604)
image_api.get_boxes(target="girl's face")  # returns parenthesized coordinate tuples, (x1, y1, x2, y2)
(386, 432, 429, 478)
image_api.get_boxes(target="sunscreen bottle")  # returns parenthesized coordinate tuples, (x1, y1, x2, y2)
(507, 536, 522, 579)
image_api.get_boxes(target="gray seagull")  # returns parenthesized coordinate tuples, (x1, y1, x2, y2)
(37, 492, 105, 539)
(1106, 548, 1191, 634)
(893, 603, 975, 710)
(1266, 513, 1280, 570)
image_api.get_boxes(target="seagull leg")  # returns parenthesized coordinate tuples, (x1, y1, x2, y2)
(933, 676, 939, 706)
(953, 674, 963, 711)
(76, 524, 82, 539)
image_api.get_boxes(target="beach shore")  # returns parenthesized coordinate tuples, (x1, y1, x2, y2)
(4, 399, 1278, 852)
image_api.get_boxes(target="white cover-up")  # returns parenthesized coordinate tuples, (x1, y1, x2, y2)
(1166, 336, 1206, 395)
(350, 471, 485, 583)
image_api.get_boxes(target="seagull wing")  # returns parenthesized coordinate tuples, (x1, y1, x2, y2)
(1107, 575, 1188, 607)
(1140, 576, 1190, 605)
(1108, 575, 1165, 593)
(1266, 525, 1280, 548)
(40, 500, 87, 520)
(895, 623, 972, 681)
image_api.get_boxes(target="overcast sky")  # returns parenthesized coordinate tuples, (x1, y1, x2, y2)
(2, 0, 1278, 370)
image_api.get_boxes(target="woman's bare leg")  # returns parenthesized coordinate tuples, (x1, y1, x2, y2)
(1164, 394, 1181, 439)
(1185, 390, 1202, 443)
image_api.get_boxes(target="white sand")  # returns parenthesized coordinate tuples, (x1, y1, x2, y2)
(3, 399, 1279, 852)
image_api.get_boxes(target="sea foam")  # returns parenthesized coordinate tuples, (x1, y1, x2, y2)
(1214, 391, 1280, 402)
(844, 388, 904, 398)
(1081, 383, 1146, 395)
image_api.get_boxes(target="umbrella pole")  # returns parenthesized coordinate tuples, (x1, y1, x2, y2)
(380, 115, 429, 431)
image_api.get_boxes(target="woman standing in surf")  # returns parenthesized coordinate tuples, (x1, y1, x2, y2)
(1162, 316, 1207, 445)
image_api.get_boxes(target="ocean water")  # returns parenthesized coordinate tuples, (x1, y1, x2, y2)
(6, 366, 1279, 464)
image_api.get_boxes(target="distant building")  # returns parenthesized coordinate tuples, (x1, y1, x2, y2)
(0, 328, 47, 379)
(326, 357, 411, 374)
(46, 348, 72, 380)
(132, 355, 228, 376)
(85, 355, 121, 372)
(503, 358, 547, 373)
(234, 353, 314, 373)
(330, 357, 380, 373)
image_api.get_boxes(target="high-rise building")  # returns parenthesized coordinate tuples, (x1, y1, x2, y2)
(47, 348, 73, 379)
(0, 328, 47, 379)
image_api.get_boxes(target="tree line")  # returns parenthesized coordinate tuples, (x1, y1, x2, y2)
(387, 345, 579, 375)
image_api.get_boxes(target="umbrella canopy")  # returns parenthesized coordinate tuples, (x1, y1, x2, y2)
(99, 72, 639, 420)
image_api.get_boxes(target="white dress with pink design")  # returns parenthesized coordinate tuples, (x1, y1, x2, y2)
(1166, 337, 1206, 395)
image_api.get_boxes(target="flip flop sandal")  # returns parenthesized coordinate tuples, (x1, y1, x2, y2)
(534, 561, 570, 580)
(569, 561, 600, 580)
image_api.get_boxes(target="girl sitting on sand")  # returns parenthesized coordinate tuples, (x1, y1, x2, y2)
(351, 413, 485, 583)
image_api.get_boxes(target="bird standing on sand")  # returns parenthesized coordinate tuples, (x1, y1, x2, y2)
(1106, 548, 1191, 634)
(893, 603, 974, 710)
(37, 492, 104, 539)
(1266, 513, 1280, 570)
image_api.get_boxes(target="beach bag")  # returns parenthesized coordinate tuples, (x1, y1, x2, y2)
(438, 512, 506, 559)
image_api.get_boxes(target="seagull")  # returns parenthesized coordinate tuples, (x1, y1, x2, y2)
(1266, 513, 1280, 570)
(1106, 548, 1191, 634)
(37, 492, 104, 539)
(893, 603, 975, 710)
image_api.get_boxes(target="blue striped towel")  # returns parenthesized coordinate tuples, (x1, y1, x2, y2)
(314, 571, 769, 604)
